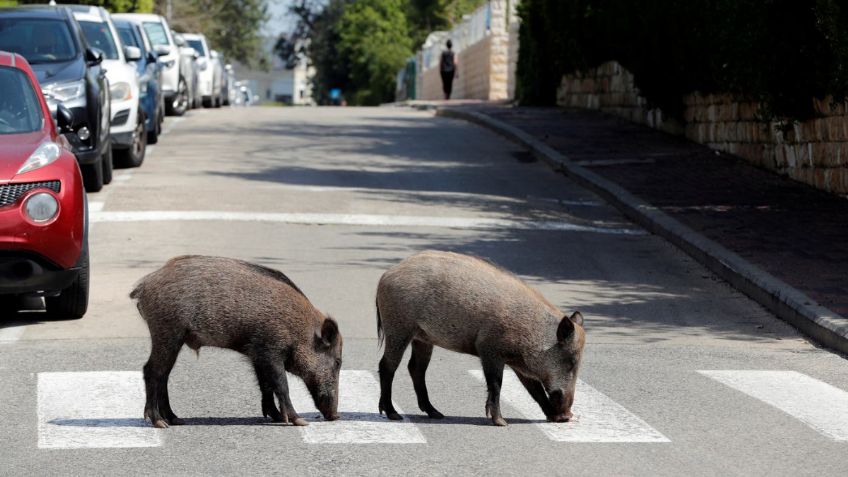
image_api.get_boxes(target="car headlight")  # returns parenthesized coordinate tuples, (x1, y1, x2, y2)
(24, 192, 59, 223)
(42, 80, 86, 103)
(17, 142, 61, 175)
(110, 82, 133, 101)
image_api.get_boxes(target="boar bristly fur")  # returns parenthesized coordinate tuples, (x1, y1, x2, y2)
(376, 251, 585, 426)
(130, 255, 343, 429)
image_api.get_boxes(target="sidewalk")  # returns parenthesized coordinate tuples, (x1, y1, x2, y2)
(436, 104, 848, 352)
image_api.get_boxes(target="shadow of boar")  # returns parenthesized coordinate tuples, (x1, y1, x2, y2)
(130, 255, 342, 428)
(376, 250, 585, 426)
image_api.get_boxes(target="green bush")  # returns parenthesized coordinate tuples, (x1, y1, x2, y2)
(517, 0, 848, 120)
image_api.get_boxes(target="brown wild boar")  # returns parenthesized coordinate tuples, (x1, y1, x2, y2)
(130, 255, 343, 428)
(376, 250, 585, 426)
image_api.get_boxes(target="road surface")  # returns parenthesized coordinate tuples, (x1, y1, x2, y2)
(1, 107, 846, 476)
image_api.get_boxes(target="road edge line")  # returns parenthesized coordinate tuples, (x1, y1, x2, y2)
(436, 106, 848, 355)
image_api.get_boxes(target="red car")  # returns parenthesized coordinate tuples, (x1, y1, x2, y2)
(0, 51, 89, 318)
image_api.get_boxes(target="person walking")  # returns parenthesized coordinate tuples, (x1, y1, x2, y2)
(440, 40, 457, 100)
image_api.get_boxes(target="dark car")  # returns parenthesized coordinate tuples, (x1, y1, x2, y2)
(0, 51, 89, 318)
(0, 5, 111, 192)
(114, 18, 164, 146)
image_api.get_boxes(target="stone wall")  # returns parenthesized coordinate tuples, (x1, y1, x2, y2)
(557, 61, 848, 195)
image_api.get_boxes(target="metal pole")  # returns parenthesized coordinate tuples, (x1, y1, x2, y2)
(166, 0, 173, 20)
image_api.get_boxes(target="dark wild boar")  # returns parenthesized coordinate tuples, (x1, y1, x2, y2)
(130, 255, 343, 428)
(376, 250, 585, 426)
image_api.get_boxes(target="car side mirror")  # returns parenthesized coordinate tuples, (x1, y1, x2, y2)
(124, 46, 142, 62)
(56, 103, 75, 134)
(85, 48, 103, 66)
(154, 44, 171, 57)
(192, 50, 199, 60)
(147, 51, 158, 63)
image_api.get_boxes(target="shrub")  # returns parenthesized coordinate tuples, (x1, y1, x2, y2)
(517, 0, 848, 120)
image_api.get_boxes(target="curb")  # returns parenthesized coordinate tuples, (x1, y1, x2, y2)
(437, 106, 848, 355)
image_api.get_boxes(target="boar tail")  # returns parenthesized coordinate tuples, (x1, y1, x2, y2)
(376, 297, 384, 348)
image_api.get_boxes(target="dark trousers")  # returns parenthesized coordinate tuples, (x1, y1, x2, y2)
(440, 71, 454, 99)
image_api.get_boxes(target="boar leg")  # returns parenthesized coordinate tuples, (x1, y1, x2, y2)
(143, 335, 183, 429)
(407, 340, 443, 419)
(254, 363, 285, 423)
(378, 334, 412, 421)
(514, 371, 555, 419)
(255, 359, 308, 426)
(481, 358, 508, 426)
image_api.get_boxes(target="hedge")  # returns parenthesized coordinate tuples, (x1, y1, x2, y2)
(516, 0, 848, 120)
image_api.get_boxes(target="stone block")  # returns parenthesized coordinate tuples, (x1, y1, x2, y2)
(707, 105, 717, 122)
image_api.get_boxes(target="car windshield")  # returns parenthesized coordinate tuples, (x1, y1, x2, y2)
(0, 67, 43, 135)
(186, 39, 206, 57)
(0, 18, 77, 64)
(116, 24, 139, 49)
(142, 21, 169, 46)
(79, 21, 119, 60)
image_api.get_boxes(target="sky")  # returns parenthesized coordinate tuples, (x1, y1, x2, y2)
(264, 0, 298, 37)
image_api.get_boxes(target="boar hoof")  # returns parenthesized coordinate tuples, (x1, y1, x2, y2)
(492, 417, 508, 427)
(386, 412, 403, 421)
(292, 417, 309, 427)
(152, 419, 170, 429)
(169, 417, 185, 426)
(426, 410, 444, 419)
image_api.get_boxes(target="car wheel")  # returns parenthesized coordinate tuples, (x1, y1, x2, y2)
(102, 145, 113, 185)
(0, 295, 19, 315)
(148, 107, 160, 145)
(166, 78, 188, 116)
(45, 245, 89, 320)
(81, 157, 104, 192)
(115, 111, 147, 168)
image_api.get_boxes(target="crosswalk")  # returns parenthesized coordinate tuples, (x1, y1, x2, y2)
(31, 369, 848, 449)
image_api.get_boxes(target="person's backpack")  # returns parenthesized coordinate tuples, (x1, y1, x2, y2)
(440, 50, 455, 73)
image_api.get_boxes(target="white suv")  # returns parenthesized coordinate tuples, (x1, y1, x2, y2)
(182, 33, 223, 108)
(114, 13, 188, 116)
(70, 5, 145, 175)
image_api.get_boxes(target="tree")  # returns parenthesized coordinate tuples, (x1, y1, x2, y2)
(338, 0, 413, 105)
(155, 0, 268, 69)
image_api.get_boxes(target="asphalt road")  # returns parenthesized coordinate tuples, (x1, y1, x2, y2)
(1, 107, 847, 476)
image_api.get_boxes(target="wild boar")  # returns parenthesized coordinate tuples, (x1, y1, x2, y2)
(376, 250, 585, 426)
(130, 255, 343, 428)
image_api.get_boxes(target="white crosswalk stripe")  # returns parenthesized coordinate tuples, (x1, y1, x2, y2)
(699, 370, 848, 441)
(288, 370, 427, 444)
(37, 371, 160, 449)
(469, 370, 670, 442)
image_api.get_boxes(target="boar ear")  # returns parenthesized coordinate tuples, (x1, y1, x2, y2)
(317, 317, 340, 348)
(557, 316, 575, 342)
(569, 311, 584, 327)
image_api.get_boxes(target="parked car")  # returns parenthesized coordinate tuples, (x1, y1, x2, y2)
(113, 13, 187, 116)
(172, 32, 200, 110)
(70, 5, 145, 170)
(0, 51, 89, 318)
(182, 33, 222, 108)
(114, 18, 164, 147)
(0, 5, 110, 192)
(223, 63, 235, 106)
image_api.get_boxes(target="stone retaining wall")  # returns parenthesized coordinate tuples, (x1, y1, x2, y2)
(557, 61, 848, 195)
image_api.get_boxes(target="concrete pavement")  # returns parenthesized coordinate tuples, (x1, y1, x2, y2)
(1, 107, 847, 476)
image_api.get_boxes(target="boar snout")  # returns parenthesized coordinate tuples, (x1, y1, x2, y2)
(546, 388, 575, 423)
(317, 393, 340, 421)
